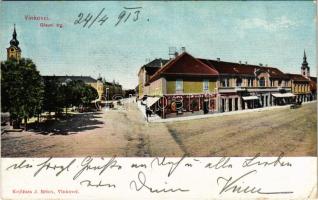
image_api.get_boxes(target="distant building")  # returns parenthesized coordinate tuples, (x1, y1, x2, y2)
(42, 75, 104, 100)
(6, 25, 21, 61)
(137, 51, 316, 118)
(137, 58, 169, 98)
(286, 51, 317, 101)
(103, 80, 123, 100)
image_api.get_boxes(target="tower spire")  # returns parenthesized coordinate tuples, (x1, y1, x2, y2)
(301, 49, 309, 77)
(13, 24, 17, 39)
(7, 24, 22, 61)
(10, 24, 19, 47)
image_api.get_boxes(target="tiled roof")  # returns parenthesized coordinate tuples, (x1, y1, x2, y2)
(309, 76, 317, 82)
(42, 75, 97, 83)
(199, 59, 288, 79)
(148, 52, 219, 83)
(308, 76, 317, 91)
(309, 80, 317, 91)
(285, 73, 310, 82)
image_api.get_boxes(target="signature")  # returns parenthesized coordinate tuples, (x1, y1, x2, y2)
(130, 171, 189, 193)
(80, 180, 116, 188)
(217, 170, 293, 195)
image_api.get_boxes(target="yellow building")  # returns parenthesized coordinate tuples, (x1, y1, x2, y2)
(285, 51, 315, 102)
(137, 58, 168, 98)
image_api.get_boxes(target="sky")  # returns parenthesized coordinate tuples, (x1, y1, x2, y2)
(0, 1, 316, 89)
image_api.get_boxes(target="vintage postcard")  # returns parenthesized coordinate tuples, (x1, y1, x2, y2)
(0, 1, 317, 199)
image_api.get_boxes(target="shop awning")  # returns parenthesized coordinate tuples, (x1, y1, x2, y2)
(146, 97, 160, 107)
(272, 93, 295, 98)
(242, 96, 259, 100)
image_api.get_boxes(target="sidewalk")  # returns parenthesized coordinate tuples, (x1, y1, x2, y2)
(137, 100, 317, 123)
(137, 101, 161, 121)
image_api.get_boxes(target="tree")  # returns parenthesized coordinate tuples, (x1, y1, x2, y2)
(1, 58, 44, 129)
(56, 80, 98, 113)
(42, 76, 60, 115)
(81, 84, 99, 107)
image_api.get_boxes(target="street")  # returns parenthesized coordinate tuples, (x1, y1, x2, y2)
(1, 101, 316, 157)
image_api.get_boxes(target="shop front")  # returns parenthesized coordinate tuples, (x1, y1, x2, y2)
(148, 93, 217, 118)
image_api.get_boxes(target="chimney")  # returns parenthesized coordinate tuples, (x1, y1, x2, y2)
(181, 47, 186, 53)
(217, 58, 221, 61)
(174, 51, 179, 57)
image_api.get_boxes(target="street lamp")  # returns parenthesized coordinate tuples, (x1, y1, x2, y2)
(105, 87, 109, 110)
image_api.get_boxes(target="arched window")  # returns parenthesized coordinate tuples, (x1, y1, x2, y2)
(259, 77, 265, 87)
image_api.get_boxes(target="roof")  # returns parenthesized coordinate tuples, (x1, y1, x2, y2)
(309, 76, 317, 82)
(285, 73, 310, 82)
(309, 80, 317, 91)
(104, 81, 122, 87)
(138, 58, 169, 76)
(308, 76, 317, 91)
(144, 66, 161, 76)
(144, 58, 169, 68)
(148, 52, 219, 83)
(7, 45, 21, 51)
(199, 59, 288, 79)
(42, 75, 97, 83)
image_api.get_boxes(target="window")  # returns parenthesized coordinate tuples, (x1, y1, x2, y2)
(176, 79, 183, 93)
(259, 77, 265, 87)
(236, 78, 242, 87)
(203, 80, 209, 91)
(248, 78, 253, 87)
(220, 79, 226, 87)
(278, 80, 282, 86)
(226, 79, 229, 87)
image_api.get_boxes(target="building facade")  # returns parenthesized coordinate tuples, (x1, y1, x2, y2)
(138, 51, 316, 118)
(137, 58, 169, 98)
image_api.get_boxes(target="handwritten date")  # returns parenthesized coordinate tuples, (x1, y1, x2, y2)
(74, 7, 142, 28)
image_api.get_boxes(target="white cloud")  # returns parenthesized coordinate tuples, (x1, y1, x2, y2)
(238, 16, 297, 32)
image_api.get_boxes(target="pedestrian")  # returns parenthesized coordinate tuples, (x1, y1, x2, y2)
(145, 106, 149, 122)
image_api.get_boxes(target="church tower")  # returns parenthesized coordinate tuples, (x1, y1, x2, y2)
(301, 50, 310, 78)
(6, 24, 22, 61)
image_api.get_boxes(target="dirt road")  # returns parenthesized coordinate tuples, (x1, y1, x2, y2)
(1, 102, 316, 157)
